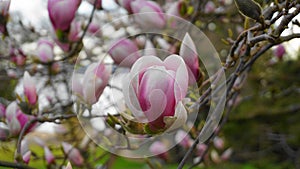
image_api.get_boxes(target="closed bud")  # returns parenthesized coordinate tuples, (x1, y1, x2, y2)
(234, 0, 263, 23)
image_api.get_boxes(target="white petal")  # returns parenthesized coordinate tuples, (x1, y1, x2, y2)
(166, 101, 187, 132)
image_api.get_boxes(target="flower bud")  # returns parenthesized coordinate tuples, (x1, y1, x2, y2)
(221, 148, 233, 161)
(23, 72, 37, 106)
(44, 146, 55, 164)
(213, 136, 224, 150)
(10, 48, 26, 66)
(62, 142, 84, 166)
(22, 151, 31, 164)
(48, 0, 81, 32)
(37, 39, 54, 63)
(149, 141, 168, 160)
(179, 33, 200, 85)
(108, 38, 140, 67)
(175, 130, 192, 148)
(234, 0, 263, 23)
(274, 44, 286, 60)
(131, 0, 165, 29)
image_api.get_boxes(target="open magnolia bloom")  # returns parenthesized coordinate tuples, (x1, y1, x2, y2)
(122, 55, 188, 134)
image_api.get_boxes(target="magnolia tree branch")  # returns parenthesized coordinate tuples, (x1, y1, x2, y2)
(0, 160, 35, 169)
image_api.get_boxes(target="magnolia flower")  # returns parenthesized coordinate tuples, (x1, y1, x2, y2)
(131, 0, 165, 29)
(274, 44, 286, 60)
(179, 33, 200, 85)
(87, 0, 102, 9)
(213, 136, 224, 150)
(87, 22, 101, 36)
(108, 38, 140, 67)
(115, 0, 133, 13)
(10, 48, 26, 66)
(123, 55, 188, 133)
(44, 146, 55, 164)
(149, 141, 168, 160)
(65, 162, 73, 169)
(23, 72, 37, 106)
(221, 148, 233, 161)
(5, 102, 35, 136)
(22, 151, 31, 164)
(175, 130, 192, 148)
(72, 63, 111, 105)
(0, 0, 10, 35)
(62, 142, 84, 166)
(204, 1, 216, 13)
(37, 39, 54, 63)
(48, 0, 81, 31)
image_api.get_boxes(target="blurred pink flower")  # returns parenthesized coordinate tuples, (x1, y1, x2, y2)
(0, 124, 9, 140)
(204, 1, 216, 13)
(44, 146, 55, 164)
(221, 148, 233, 161)
(62, 142, 84, 166)
(123, 55, 188, 133)
(108, 38, 140, 67)
(10, 48, 26, 66)
(213, 136, 224, 150)
(72, 63, 111, 105)
(68, 21, 81, 42)
(179, 33, 200, 85)
(22, 151, 31, 164)
(175, 130, 192, 148)
(131, 0, 165, 29)
(37, 39, 54, 63)
(48, 0, 81, 31)
(149, 141, 168, 160)
(23, 72, 37, 106)
(196, 143, 208, 157)
(274, 44, 286, 60)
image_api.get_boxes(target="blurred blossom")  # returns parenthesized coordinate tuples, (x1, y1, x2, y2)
(23, 72, 38, 106)
(211, 149, 221, 163)
(87, 0, 102, 9)
(196, 143, 208, 157)
(0, 103, 6, 118)
(108, 38, 140, 67)
(179, 33, 200, 85)
(149, 141, 168, 160)
(274, 44, 286, 60)
(131, 0, 166, 29)
(48, 0, 81, 32)
(10, 48, 26, 66)
(22, 151, 31, 164)
(87, 22, 101, 35)
(0, 0, 10, 35)
(115, 0, 133, 13)
(123, 55, 188, 133)
(44, 146, 55, 164)
(62, 142, 84, 166)
(5, 102, 35, 136)
(175, 130, 192, 148)
(37, 39, 54, 63)
(213, 136, 225, 150)
(68, 21, 81, 42)
(221, 148, 233, 161)
(51, 62, 61, 74)
(204, 1, 216, 13)
(72, 63, 111, 105)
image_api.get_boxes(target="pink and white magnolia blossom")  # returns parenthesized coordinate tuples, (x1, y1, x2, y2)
(10, 48, 26, 66)
(175, 130, 192, 148)
(123, 55, 188, 133)
(274, 44, 286, 60)
(131, 0, 166, 29)
(72, 63, 111, 105)
(48, 0, 81, 32)
(23, 72, 38, 106)
(0, 124, 9, 140)
(0, 0, 10, 34)
(37, 39, 54, 63)
(62, 142, 84, 166)
(108, 38, 140, 67)
(87, 0, 102, 9)
(149, 141, 168, 160)
(44, 146, 55, 164)
(179, 33, 200, 85)
(22, 151, 31, 164)
(5, 102, 35, 136)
